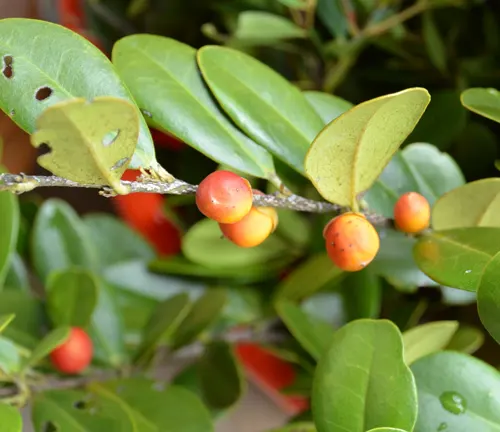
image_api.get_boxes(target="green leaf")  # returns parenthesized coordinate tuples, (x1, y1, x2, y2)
(134, 293, 191, 364)
(83, 214, 155, 268)
(411, 351, 500, 431)
(0, 403, 22, 431)
(171, 289, 227, 349)
(0, 18, 155, 169)
(414, 227, 500, 291)
(276, 0, 307, 7)
(304, 91, 354, 125)
(46, 268, 98, 327)
(275, 253, 343, 301)
(23, 327, 70, 369)
(31, 199, 97, 282)
(366, 429, 407, 432)
(5, 254, 30, 291)
(31, 97, 139, 194)
(364, 143, 464, 218)
(316, 0, 348, 38)
(276, 299, 334, 361)
(199, 341, 245, 410)
(432, 178, 500, 230)
(312, 319, 417, 432)
(197, 45, 324, 174)
(341, 268, 382, 320)
(477, 251, 500, 346)
(269, 423, 316, 432)
(182, 218, 290, 269)
(422, 11, 447, 74)
(112, 35, 275, 180)
(402, 321, 459, 365)
(0, 191, 19, 288)
(0, 336, 21, 375)
(461, 87, 500, 123)
(305, 88, 430, 207)
(446, 325, 484, 354)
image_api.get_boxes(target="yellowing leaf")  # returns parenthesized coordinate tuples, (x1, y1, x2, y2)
(305, 88, 430, 208)
(31, 97, 139, 194)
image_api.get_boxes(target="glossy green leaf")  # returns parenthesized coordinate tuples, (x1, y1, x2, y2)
(182, 218, 289, 269)
(423, 11, 447, 74)
(365, 143, 464, 218)
(113, 35, 275, 180)
(171, 288, 227, 349)
(23, 327, 70, 369)
(461, 87, 500, 123)
(414, 227, 500, 291)
(341, 268, 382, 320)
(0, 336, 21, 375)
(275, 253, 343, 301)
(31, 199, 97, 282)
(135, 293, 191, 364)
(402, 321, 459, 365)
(432, 178, 500, 230)
(197, 45, 324, 174)
(276, 299, 334, 361)
(304, 91, 354, 125)
(312, 319, 417, 432)
(0, 191, 19, 289)
(0, 18, 155, 169)
(5, 254, 30, 292)
(199, 341, 245, 410)
(305, 88, 430, 207)
(477, 251, 500, 346)
(46, 269, 98, 327)
(411, 351, 500, 431)
(446, 325, 484, 354)
(0, 403, 21, 431)
(31, 97, 138, 194)
(270, 423, 316, 432)
(83, 214, 155, 267)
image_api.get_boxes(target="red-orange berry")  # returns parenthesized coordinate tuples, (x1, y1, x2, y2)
(324, 212, 380, 272)
(196, 171, 253, 224)
(50, 327, 93, 374)
(394, 192, 430, 234)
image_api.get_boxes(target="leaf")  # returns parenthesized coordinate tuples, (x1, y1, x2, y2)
(341, 268, 382, 320)
(182, 218, 290, 269)
(83, 214, 155, 268)
(461, 87, 500, 123)
(477, 251, 500, 346)
(275, 253, 344, 301)
(31, 199, 97, 282)
(276, 299, 334, 361)
(197, 45, 324, 174)
(414, 227, 500, 291)
(275, 209, 311, 249)
(316, 0, 348, 38)
(112, 35, 275, 180)
(411, 351, 500, 431)
(199, 341, 245, 410)
(46, 268, 98, 327)
(269, 423, 316, 432)
(0, 336, 21, 375)
(0, 314, 14, 334)
(432, 178, 500, 230)
(0, 18, 155, 169)
(446, 325, 484, 354)
(31, 97, 138, 194)
(402, 321, 459, 365)
(366, 429, 407, 432)
(312, 319, 417, 432)
(364, 143, 464, 218)
(134, 293, 191, 364)
(5, 254, 30, 291)
(305, 88, 430, 207)
(23, 327, 70, 369)
(422, 11, 447, 74)
(171, 289, 227, 349)
(304, 91, 354, 125)
(277, 0, 307, 7)
(91, 378, 214, 431)
(0, 403, 22, 431)
(0, 191, 19, 288)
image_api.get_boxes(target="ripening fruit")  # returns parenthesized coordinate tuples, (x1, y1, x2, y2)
(50, 327, 93, 374)
(196, 171, 253, 224)
(219, 193, 278, 247)
(324, 212, 380, 272)
(394, 192, 430, 234)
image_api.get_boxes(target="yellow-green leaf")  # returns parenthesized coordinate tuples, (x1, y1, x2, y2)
(305, 88, 430, 208)
(461, 87, 500, 123)
(31, 97, 139, 194)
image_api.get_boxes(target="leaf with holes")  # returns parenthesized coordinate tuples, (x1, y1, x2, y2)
(432, 178, 500, 230)
(304, 91, 353, 125)
(23, 327, 70, 370)
(31, 97, 138, 194)
(0, 403, 22, 431)
(305, 88, 430, 208)
(461, 87, 500, 123)
(0, 18, 155, 169)
(112, 35, 276, 181)
(0, 191, 19, 289)
(414, 227, 500, 291)
(312, 319, 417, 432)
(197, 45, 324, 174)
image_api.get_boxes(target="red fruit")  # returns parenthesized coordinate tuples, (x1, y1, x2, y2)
(50, 327, 93, 374)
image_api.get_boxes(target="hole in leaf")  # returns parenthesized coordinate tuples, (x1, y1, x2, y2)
(110, 157, 129, 171)
(9, 109, 14, 117)
(37, 143, 52, 156)
(152, 381, 165, 392)
(35, 86, 53, 101)
(141, 108, 152, 118)
(2, 55, 13, 79)
(73, 400, 88, 410)
(102, 129, 120, 147)
(42, 421, 59, 432)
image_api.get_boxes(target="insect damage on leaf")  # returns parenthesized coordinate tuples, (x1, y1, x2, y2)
(35, 86, 53, 101)
(2, 55, 13, 79)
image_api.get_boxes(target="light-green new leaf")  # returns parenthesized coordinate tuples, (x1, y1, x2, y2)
(305, 88, 430, 208)
(461, 87, 500, 123)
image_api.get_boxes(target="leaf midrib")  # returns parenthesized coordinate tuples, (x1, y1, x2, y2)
(432, 233, 493, 258)
(475, 191, 500, 226)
